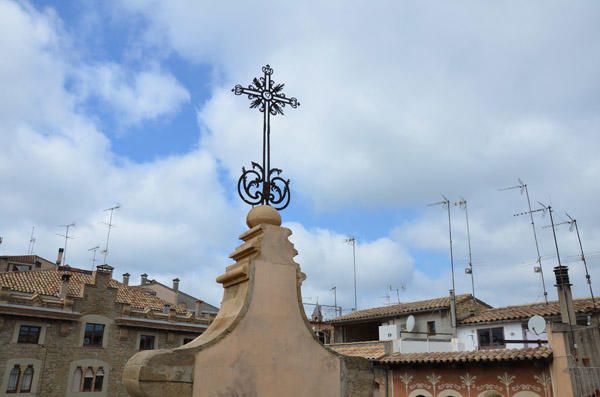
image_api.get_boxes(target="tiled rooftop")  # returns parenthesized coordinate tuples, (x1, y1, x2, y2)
(328, 341, 388, 360)
(0, 268, 187, 313)
(459, 298, 596, 325)
(380, 346, 552, 364)
(329, 294, 483, 323)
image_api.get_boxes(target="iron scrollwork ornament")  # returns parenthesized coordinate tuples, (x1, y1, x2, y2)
(232, 65, 299, 211)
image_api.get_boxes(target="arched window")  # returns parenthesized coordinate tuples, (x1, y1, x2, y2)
(72, 367, 83, 392)
(6, 365, 20, 392)
(82, 367, 94, 391)
(20, 366, 34, 392)
(94, 367, 105, 391)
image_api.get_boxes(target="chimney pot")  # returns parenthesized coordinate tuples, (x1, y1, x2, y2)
(122, 273, 130, 286)
(554, 265, 577, 325)
(56, 248, 64, 266)
(95, 264, 114, 288)
(173, 278, 180, 292)
(59, 269, 71, 299)
(449, 289, 457, 335)
(195, 300, 204, 318)
(141, 273, 148, 285)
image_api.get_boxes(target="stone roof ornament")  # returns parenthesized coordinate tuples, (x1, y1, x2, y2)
(232, 65, 299, 211)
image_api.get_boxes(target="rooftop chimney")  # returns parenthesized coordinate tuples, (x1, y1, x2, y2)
(141, 273, 148, 285)
(195, 300, 204, 318)
(449, 289, 457, 335)
(95, 264, 114, 288)
(554, 265, 577, 326)
(122, 273, 130, 286)
(172, 278, 180, 292)
(59, 268, 71, 299)
(56, 248, 64, 266)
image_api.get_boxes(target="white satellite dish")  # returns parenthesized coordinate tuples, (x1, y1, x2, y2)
(528, 315, 546, 335)
(406, 315, 415, 332)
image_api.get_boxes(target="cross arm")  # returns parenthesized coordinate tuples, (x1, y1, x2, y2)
(272, 94, 300, 108)
(233, 85, 262, 97)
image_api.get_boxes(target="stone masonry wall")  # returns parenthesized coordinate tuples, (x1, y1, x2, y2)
(0, 281, 200, 397)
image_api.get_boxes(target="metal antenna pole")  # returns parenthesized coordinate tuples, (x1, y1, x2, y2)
(552, 214, 598, 311)
(457, 198, 475, 298)
(540, 203, 562, 267)
(501, 179, 548, 303)
(102, 204, 120, 264)
(346, 236, 357, 311)
(57, 223, 75, 266)
(88, 246, 100, 270)
(331, 286, 338, 316)
(28, 226, 36, 255)
(572, 218, 596, 311)
(428, 195, 457, 314)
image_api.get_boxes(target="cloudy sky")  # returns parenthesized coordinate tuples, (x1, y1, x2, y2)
(1, 0, 599, 317)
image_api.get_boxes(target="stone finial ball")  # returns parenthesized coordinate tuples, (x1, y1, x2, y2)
(246, 205, 282, 228)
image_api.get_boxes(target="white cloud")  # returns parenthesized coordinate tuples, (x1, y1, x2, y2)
(2, 0, 600, 313)
(76, 63, 190, 126)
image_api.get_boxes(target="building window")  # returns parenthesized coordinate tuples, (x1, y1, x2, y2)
(6, 365, 20, 393)
(94, 367, 104, 391)
(71, 367, 82, 392)
(19, 366, 33, 393)
(139, 335, 156, 350)
(477, 327, 505, 349)
(427, 321, 436, 335)
(82, 367, 94, 391)
(72, 366, 105, 392)
(182, 338, 194, 345)
(17, 325, 41, 344)
(83, 323, 105, 347)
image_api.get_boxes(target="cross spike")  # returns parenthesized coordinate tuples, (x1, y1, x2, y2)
(232, 65, 300, 210)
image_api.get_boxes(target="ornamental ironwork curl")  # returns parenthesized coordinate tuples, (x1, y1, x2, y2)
(237, 162, 291, 210)
(232, 65, 299, 211)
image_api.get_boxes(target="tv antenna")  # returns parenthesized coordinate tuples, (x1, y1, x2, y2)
(456, 198, 475, 298)
(57, 223, 75, 266)
(545, 213, 596, 312)
(28, 226, 36, 255)
(501, 178, 548, 304)
(331, 286, 341, 316)
(88, 246, 101, 270)
(428, 195, 457, 309)
(102, 204, 120, 264)
(345, 236, 358, 311)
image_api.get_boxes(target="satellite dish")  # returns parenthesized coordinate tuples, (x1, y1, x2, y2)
(528, 315, 546, 335)
(406, 315, 415, 332)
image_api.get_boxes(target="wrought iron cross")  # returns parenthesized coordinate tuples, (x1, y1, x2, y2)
(232, 65, 300, 210)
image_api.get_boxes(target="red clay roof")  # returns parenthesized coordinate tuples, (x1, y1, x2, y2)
(328, 341, 388, 360)
(459, 298, 596, 325)
(330, 294, 481, 323)
(380, 347, 552, 364)
(0, 269, 186, 313)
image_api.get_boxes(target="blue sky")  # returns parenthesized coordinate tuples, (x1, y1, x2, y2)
(1, 0, 600, 316)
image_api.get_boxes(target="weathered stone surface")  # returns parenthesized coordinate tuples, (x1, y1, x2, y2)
(123, 208, 375, 397)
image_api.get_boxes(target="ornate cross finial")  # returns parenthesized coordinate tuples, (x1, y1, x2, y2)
(232, 65, 300, 210)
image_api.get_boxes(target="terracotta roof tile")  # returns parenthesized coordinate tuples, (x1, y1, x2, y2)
(328, 341, 388, 360)
(380, 347, 552, 364)
(459, 298, 596, 325)
(330, 294, 481, 323)
(0, 269, 187, 314)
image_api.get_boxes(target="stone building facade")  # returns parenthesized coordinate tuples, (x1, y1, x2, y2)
(0, 264, 210, 397)
(132, 274, 218, 321)
(0, 255, 56, 273)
